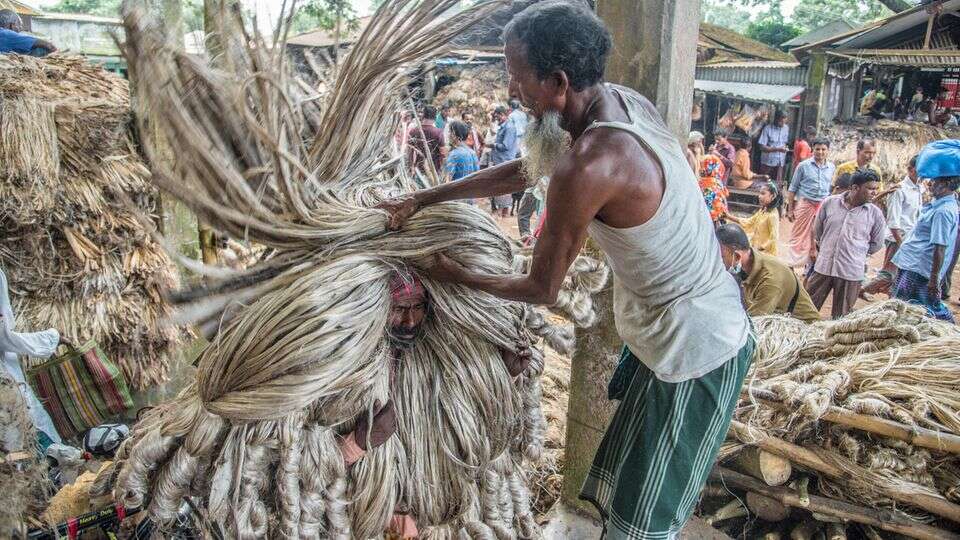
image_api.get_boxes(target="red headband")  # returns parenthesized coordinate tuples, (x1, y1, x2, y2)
(389, 271, 426, 303)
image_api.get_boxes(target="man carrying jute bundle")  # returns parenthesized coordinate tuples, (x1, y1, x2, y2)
(380, 2, 753, 538)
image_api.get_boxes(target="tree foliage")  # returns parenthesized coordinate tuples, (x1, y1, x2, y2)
(746, 19, 802, 49)
(725, 0, 899, 32)
(290, 0, 359, 35)
(46, 0, 204, 32)
(701, 0, 753, 34)
(46, 0, 121, 17)
(790, 0, 892, 30)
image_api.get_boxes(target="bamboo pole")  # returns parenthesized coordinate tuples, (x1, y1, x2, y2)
(729, 421, 960, 524)
(710, 468, 960, 540)
(746, 388, 960, 455)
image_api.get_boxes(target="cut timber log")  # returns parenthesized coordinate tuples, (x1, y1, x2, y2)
(705, 498, 748, 526)
(729, 421, 960, 524)
(747, 388, 960, 455)
(747, 491, 790, 522)
(737, 447, 792, 486)
(710, 468, 960, 540)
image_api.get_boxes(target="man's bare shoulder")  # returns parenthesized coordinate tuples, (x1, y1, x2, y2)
(554, 127, 661, 188)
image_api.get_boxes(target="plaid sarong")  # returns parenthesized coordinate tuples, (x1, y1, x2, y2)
(892, 269, 956, 323)
(581, 337, 754, 539)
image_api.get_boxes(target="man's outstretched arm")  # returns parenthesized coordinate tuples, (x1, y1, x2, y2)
(420, 148, 608, 305)
(380, 159, 526, 230)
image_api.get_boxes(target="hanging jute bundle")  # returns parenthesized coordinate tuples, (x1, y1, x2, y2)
(97, 0, 600, 537)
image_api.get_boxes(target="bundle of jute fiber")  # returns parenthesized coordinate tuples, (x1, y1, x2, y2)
(0, 54, 182, 389)
(512, 252, 608, 355)
(434, 64, 510, 134)
(719, 301, 960, 533)
(105, 1, 558, 537)
(109, 231, 544, 538)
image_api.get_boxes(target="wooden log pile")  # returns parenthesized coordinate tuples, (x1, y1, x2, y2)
(698, 301, 960, 539)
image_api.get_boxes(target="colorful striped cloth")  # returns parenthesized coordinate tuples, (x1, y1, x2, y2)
(28, 340, 133, 438)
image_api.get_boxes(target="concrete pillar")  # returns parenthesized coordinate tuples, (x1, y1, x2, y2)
(597, 0, 700, 141)
(559, 1, 700, 518)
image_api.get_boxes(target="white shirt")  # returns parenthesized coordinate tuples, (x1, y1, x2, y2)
(1, 268, 62, 446)
(885, 175, 925, 243)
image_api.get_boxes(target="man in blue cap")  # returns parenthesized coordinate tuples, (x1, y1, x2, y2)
(890, 140, 960, 322)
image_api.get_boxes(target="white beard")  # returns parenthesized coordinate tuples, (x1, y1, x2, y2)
(521, 110, 572, 185)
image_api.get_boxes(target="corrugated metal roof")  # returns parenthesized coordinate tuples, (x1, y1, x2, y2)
(694, 80, 804, 104)
(698, 61, 800, 69)
(838, 0, 960, 49)
(794, 0, 960, 54)
(696, 61, 807, 86)
(2, 0, 41, 16)
(782, 21, 855, 48)
(827, 48, 960, 67)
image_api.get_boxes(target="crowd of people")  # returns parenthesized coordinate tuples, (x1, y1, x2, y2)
(401, 73, 960, 329)
(398, 96, 545, 244)
(865, 86, 960, 127)
(688, 119, 959, 324)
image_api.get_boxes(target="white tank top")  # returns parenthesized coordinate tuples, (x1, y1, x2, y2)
(585, 85, 749, 382)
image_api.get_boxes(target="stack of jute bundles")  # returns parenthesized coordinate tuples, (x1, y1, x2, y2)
(700, 301, 960, 540)
(0, 54, 181, 389)
(89, 1, 601, 538)
(434, 64, 510, 132)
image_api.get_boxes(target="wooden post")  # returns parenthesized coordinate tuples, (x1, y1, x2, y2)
(198, 0, 229, 267)
(596, 0, 699, 141)
(802, 52, 828, 134)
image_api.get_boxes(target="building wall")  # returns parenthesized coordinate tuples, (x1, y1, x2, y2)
(30, 18, 123, 57)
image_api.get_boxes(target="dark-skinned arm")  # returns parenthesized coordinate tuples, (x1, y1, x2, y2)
(380, 159, 527, 230)
(929, 245, 946, 297)
(927, 208, 955, 297)
(422, 155, 603, 304)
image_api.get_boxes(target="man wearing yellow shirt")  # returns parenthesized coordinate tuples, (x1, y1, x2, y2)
(717, 224, 820, 323)
(834, 139, 881, 191)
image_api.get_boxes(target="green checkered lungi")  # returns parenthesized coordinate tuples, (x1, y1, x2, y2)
(580, 336, 755, 539)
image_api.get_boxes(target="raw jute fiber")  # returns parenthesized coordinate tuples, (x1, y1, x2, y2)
(0, 54, 183, 389)
(99, 1, 603, 537)
(738, 300, 960, 523)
